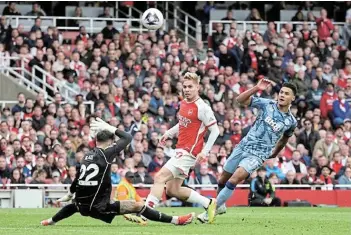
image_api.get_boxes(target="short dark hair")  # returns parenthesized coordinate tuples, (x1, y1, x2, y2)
(96, 130, 115, 142)
(282, 82, 297, 96)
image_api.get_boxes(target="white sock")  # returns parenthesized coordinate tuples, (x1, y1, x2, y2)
(171, 216, 178, 224)
(48, 218, 55, 224)
(186, 190, 211, 208)
(145, 194, 160, 208)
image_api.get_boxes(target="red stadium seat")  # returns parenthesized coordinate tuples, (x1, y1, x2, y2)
(62, 31, 79, 44)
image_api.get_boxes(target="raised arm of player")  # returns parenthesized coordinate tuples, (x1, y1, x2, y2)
(236, 78, 273, 106)
(90, 118, 132, 163)
(104, 129, 133, 163)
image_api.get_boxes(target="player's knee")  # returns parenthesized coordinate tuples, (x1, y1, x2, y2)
(133, 202, 144, 212)
(154, 170, 169, 183)
(165, 186, 176, 197)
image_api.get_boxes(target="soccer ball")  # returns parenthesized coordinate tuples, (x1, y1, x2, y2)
(141, 8, 164, 30)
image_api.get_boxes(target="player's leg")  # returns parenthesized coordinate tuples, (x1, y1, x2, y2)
(41, 203, 78, 226)
(249, 198, 268, 207)
(270, 197, 282, 207)
(217, 171, 233, 196)
(117, 200, 195, 225)
(217, 154, 263, 209)
(145, 166, 174, 208)
(166, 178, 212, 208)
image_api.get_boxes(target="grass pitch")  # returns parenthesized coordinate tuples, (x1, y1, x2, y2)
(0, 207, 350, 235)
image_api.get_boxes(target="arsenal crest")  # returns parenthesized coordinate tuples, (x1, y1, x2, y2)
(188, 109, 193, 115)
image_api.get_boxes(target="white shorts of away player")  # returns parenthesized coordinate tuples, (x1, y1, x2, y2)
(164, 149, 196, 179)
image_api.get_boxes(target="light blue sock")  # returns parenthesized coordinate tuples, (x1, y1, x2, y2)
(216, 182, 236, 208)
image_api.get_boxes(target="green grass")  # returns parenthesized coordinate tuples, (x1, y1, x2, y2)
(0, 207, 350, 235)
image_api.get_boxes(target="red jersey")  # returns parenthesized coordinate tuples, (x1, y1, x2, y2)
(176, 98, 217, 156)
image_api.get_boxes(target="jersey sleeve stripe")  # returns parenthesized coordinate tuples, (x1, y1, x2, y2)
(206, 121, 217, 128)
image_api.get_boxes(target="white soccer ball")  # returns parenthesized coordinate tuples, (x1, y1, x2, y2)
(141, 8, 164, 30)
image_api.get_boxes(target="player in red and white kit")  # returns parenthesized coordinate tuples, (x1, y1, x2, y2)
(144, 72, 219, 223)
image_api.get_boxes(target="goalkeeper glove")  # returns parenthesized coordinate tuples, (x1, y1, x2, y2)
(57, 192, 74, 203)
(90, 118, 117, 134)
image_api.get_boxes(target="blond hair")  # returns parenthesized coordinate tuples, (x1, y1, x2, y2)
(183, 72, 200, 84)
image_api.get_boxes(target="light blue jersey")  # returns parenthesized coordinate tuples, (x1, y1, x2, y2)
(224, 97, 297, 174)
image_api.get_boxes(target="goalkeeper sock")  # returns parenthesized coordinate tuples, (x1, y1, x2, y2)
(216, 182, 236, 209)
(186, 190, 211, 208)
(145, 194, 160, 208)
(52, 203, 78, 223)
(139, 205, 173, 223)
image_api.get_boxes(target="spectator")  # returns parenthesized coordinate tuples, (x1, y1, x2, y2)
(241, 41, 261, 73)
(313, 131, 340, 161)
(0, 155, 10, 180)
(249, 167, 281, 207)
(114, 171, 142, 201)
(7, 168, 26, 188)
(330, 151, 343, 174)
(283, 150, 308, 175)
(297, 119, 320, 156)
(189, 164, 217, 186)
(221, 9, 235, 21)
(315, 9, 334, 41)
(246, 8, 263, 21)
(301, 166, 323, 185)
(98, 6, 112, 18)
(26, 3, 45, 17)
(2, 2, 21, 15)
(265, 158, 285, 180)
(320, 83, 338, 119)
(30, 169, 47, 184)
(337, 167, 351, 189)
(319, 165, 335, 184)
(281, 171, 300, 187)
(267, 57, 284, 85)
(69, 7, 84, 27)
(133, 162, 154, 184)
(212, 23, 227, 50)
(306, 79, 324, 110)
(332, 89, 351, 126)
(110, 163, 121, 184)
(101, 21, 119, 40)
(343, 14, 351, 49)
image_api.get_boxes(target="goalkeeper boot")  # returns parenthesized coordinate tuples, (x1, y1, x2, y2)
(123, 214, 147, 225)
(206, 198, 217, 224)
(175, 212, 196, 225)
(41, 218, 55, 226)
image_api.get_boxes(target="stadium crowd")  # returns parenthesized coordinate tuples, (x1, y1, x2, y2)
(0, 3, 351, 191)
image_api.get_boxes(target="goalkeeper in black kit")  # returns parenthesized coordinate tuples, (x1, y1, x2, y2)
(41, 118, 195, 226)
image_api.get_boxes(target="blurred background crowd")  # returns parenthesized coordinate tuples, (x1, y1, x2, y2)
(0, 1, 351, 191)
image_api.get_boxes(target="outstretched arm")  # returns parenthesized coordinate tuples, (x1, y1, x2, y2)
(236, 79, 272, 106)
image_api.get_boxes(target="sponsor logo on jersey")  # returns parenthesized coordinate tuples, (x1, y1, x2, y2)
(178, 114, 191, 128)
(188, 109, 193, 115)
(264, 116, 282, 132)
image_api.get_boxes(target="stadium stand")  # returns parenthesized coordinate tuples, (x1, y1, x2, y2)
(0, 1, 351, 208)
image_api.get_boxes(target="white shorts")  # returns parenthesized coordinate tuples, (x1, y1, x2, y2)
(164, 149, 196, 179)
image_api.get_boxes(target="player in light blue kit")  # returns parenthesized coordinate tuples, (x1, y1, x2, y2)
(198, 79, 297, 222)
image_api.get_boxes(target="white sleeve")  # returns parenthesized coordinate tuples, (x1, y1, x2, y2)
(202, 124, 219, 155)
(198, 104, 217, 128)
(199, 104, 218, 155)
(166, 123, 179, 138)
